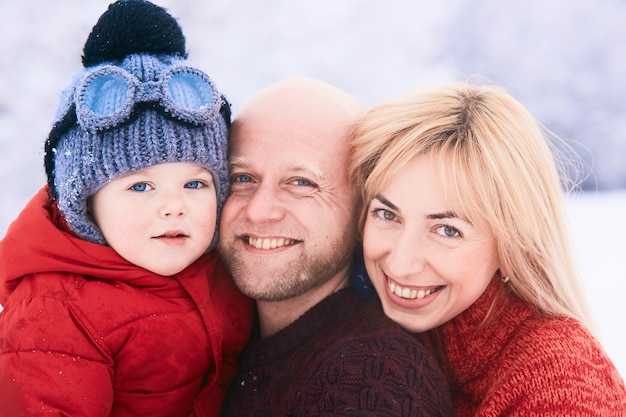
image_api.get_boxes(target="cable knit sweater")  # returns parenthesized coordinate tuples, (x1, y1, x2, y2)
(417, 279, 626, 416)
(220, 286, 455, 417)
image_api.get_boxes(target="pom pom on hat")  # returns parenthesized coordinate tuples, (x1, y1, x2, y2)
(44, 0, 231, 249)
(82, 0, 187, 67)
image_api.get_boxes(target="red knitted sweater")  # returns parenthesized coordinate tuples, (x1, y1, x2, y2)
(418, 279, 626, 416)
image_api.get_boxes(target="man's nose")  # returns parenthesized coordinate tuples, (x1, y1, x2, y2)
(244, 183, 285, 224)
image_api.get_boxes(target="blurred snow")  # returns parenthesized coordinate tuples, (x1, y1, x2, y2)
(0, 0, 624, 378)
(567, 192, 626, 379)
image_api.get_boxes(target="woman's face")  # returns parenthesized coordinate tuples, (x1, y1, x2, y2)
(362, 155, 501, 333)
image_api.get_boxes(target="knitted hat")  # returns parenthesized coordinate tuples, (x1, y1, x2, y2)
(44, 0, 231, 248)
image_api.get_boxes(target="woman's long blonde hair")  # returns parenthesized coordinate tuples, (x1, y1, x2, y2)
(350, 81, 593, 328)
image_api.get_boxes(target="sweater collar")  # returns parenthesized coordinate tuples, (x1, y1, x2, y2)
(420, 278, 533, 387)
(241, 286, 365, 365)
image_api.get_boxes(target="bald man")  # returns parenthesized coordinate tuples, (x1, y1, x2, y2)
(216, 79, 453, 417)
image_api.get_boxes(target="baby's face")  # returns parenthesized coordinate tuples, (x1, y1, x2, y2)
(90, 162, 217, 276)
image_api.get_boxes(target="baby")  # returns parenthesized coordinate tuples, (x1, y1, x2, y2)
(0, 1, 253, 416)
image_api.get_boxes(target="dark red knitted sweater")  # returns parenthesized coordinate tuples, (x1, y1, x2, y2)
(221, 287, 455, 416)
(418, 279, 626, 416)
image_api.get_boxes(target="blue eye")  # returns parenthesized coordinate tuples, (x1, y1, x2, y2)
(185, 180, 202, 189)
(232, 174, 252, 183)
(293, 178, 312, 186)
(131, 183, 149, 192)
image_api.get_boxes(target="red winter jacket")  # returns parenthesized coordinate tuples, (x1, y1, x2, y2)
(0, 187, 253, 417)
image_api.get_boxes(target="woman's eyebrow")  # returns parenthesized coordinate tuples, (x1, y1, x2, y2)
(373, 193, 398, 211)
(374, 194, 459, 221)
(427, 211, 457, 220)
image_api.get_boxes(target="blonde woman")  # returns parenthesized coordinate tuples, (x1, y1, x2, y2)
(350, 82, 626, 416)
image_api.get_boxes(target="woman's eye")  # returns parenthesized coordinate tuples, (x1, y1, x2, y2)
(372, 208, 397, 222)
(131, 183, 150, 192)
(437, 225, 461, 238)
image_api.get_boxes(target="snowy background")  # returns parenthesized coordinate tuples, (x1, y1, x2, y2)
(1, 0, 624, 378)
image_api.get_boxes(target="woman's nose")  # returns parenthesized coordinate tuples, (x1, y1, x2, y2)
(385, 231, 427, 279)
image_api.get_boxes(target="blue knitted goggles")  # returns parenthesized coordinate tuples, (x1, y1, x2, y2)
(44, 63, 232, 200)
(73, 64, 222, 132)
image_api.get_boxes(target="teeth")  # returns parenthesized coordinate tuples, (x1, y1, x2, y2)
(389, 281, 439, 300)
(248, 236, 294, 249)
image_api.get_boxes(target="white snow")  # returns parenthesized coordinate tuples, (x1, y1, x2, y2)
(1, 0, 624, 379)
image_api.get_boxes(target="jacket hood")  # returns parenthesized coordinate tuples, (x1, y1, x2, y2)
(0, 186, 175, 304)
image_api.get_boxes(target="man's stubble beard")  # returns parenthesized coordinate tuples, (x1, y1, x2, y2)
(219, 222, 357, 302)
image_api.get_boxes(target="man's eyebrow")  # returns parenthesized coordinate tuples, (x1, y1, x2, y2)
(286, 163, 326, 181)
(229, 155, 250, 169)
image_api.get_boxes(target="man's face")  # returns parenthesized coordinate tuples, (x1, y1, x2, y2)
(218, 111, 358, 302)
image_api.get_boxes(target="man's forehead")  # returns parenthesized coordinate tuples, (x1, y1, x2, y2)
(230, 153, 326, 176)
